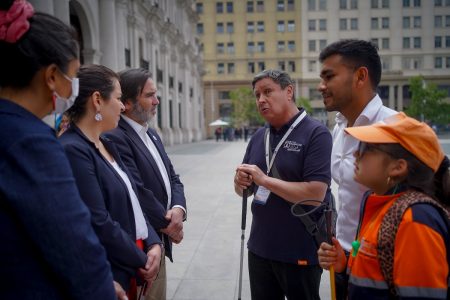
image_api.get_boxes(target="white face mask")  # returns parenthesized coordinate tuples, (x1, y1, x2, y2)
(53, 75, 79, 114)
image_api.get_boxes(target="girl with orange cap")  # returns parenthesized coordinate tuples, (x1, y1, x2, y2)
(318, 112, 449, 299)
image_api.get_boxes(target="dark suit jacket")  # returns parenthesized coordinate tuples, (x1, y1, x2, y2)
(0, 99, 115, 299)
(104, 117, 186, 261)
(59, 125, 161, 289)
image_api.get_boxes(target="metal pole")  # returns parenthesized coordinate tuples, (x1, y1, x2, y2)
(238, 189, 248, 300)
(326, 209, 336, 300)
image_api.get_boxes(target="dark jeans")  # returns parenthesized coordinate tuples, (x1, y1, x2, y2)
(334, 250, 350, 300)
(248, 251, 322, 300)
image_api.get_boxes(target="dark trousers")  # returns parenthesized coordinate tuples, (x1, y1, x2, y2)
(248, 251, 322, 300)
(334, 250, 350, 300)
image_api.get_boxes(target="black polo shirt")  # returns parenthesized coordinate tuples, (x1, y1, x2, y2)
(242, 110, 332, 265)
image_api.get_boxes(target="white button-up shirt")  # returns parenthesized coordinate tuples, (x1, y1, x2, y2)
(332, 94, 396, 252)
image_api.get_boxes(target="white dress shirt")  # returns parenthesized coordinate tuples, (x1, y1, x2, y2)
(109, 160, 148, 240)
(332, 94, 396, 252)
(122, 115, 186, 215)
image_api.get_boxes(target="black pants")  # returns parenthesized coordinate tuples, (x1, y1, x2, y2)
(248, 251, 322, 300)
(334, 250, 350, 300)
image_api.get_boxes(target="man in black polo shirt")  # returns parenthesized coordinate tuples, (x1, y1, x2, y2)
(234, 70, 332, 300)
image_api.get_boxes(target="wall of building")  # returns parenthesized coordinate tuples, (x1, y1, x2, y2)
(31, 0, 205, 145)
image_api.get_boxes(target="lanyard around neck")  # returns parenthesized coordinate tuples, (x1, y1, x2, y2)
(264, 111, 306, 175)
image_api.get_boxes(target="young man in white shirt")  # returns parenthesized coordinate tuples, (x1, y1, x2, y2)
(318, 39, 397, 299)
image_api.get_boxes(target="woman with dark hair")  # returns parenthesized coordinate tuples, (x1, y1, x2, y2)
(59, 64, 163, 298)
(318, 113, 449, 300)
(0, 0, 117, 299)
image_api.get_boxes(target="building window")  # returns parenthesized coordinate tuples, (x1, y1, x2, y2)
(382, 0, 389, 7)
(257, 41, 265, 52)
(196, 2, 203, 13)
(248, 62, 255, 73)
(350, 18, 358, 30)
(403, 0, 410, 6)
(256, 1, 264, 11)
(446, 57, 450, 68)
(371, 0, 378, 8)
(197, 23, 204, 34)
(216, 2, 223, 13)
(125, 48, 131, 67)
(413, 16, 421, 28)
(350, 0, 358, 9)
(413, 37, 421, 48)
(435, 16, 442, 28)
(288, 40, 295, 51)
(227, 42, 235, 53)
(308, 40, 316, 51)
(288, 61, 296, 72)
(371, 18, 379, 29)
(340, 0, 347, 9)
(178, 82, 183, 94)
(247, 42, 255, 53)
(247, 1, 254, 12)
(169, 76, 174, 89)
(382, 38, 390, 49)
(278, 61, 286, 71)
(319, 39, 327, 50)
(308, 0, 316, 10)
(403, 37, 410, 48)
(446, 35, 450, 47)
(371, 38, 379, 48)
(218, 91, 230, 99)
(340, 18, 347, 30)
(257, 21, 265, 32)
(446, 15, 450, 27)
(277, 20, 285, 32)
(217, 43, 224, 53)
(287, 0, 295, 9)
(413, 0, 421, 6)
(226, 2, 233, 13)
(277, 0, 285, 11)
(435, 57, 443, 68)
(319, 0, 327, 9)
(288, 20, 295, 32)
(308, 19, 316, 31)
(227, 63, 235, 74)
(403, 17, 411, 28)
(217, 22, 224, 33)
(435, 0, 443, 5)
(381, 57, 390, 70)
(435, 36, 442, 48)
(227, 22, 234, 33)
(308, 60, 316, 72)
(277, 41, 285, 52)
(382, 17, 389, 28)
(258, 61, 265, 71)
(217, 63, 225, 74)
(247, 21, 254, 33)
(319, 19, 327, 30)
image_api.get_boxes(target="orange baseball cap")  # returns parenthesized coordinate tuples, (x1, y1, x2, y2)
(345, 112, 445, 172)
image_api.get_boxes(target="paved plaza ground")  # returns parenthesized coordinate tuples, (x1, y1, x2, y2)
(164, 139, 333, 300)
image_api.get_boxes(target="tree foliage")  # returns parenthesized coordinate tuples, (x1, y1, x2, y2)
(405, 76, 450, 125)
(230, 87, 264, 127)
(296, 97, 313, 114)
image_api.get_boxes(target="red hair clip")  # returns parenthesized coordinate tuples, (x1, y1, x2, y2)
(0, 0, 34, 43)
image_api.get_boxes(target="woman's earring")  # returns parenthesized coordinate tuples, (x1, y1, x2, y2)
(387, 176, 391, 186)
(95, 112, 103, 121)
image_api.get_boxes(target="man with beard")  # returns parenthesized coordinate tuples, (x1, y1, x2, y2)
(317, 39, 396, 300)
(105, 68, 186, 300)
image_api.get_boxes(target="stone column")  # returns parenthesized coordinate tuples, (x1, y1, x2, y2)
(389, 84, 395, 109)
(29, 0, 53, 14)
(115, 0, 128, 71)
(99, 0, 118, 70)
(160, 42, 174, 146)
(398, 84, 404, 111)
(53, 0, 69, 24)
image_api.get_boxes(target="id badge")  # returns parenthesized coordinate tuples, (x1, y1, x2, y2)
(253, 186, 270, 205)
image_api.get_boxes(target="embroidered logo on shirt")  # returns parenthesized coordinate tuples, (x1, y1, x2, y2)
(283, 140, 303, 152)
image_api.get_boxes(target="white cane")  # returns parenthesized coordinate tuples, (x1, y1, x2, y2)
(237, 189, 248, 300)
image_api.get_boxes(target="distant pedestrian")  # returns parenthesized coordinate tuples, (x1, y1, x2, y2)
(215, 127, 222, 141)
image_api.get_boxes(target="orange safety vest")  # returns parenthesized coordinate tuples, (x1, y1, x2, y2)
(347, 192, 449, 299)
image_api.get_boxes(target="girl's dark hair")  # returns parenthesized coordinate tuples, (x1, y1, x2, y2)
(379, 143, 450, 207)
(66, 64, 119, 123)
(118, 68, 152, 105)
(0, 0, 79, 88)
